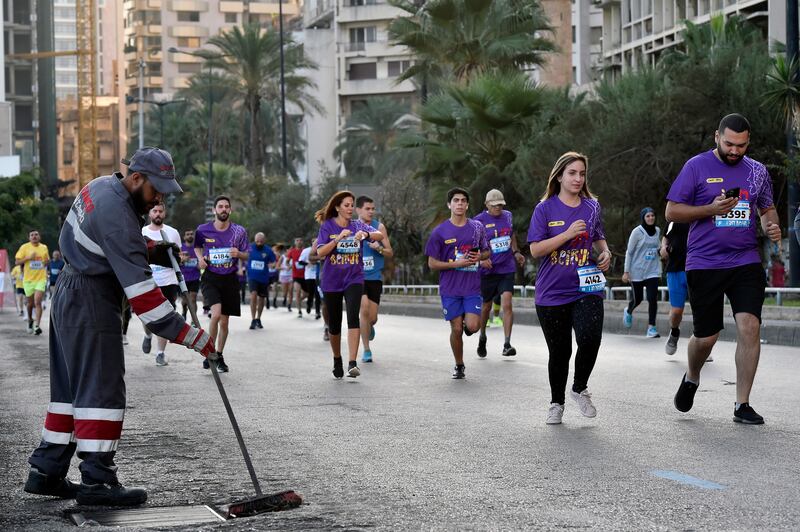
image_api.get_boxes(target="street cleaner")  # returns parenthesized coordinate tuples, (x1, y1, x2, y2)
(23, 147, 215, 506)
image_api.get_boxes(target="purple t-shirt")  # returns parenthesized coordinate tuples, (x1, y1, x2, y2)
(666, 150, 774, 271)
(180, 242, 200, 282)
(474, 209, 516, 276)
(527, 196, 606, 306)
(425, 219, 489, 297)
(316, 218, 376, 292)
(194, 222, 249, 276)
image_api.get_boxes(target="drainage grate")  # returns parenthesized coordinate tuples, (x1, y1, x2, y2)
(68, 505, 227, 527)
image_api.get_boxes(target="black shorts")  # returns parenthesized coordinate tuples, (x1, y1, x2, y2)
(185, 279, 200, 294)
(293, 277, 306, 290)
(200, 271, 241, 317)
(160, 284, 179, 308)
(363, 280, 383, 304)
(248, 279, 269, 298)
(480, 272, 515, 302)
(687, 263, 766, 338)
(16, 287, 25, 295)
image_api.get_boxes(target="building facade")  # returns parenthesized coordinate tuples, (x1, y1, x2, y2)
(3, 0, 35, 171)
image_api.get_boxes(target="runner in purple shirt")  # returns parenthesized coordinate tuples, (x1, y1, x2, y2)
(179, 229, 201, 321)
(315, 190, 383, 380)
(474, 189, 526, 359)
(193, 195, 249, 373)
(666, 114, 782, 425)
(528, 152, 611, 425)
(425, 187, 490, 380)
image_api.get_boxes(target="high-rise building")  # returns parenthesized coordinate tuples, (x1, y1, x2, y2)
(3, 0, 36, 171)
(302, 0, 418, 187)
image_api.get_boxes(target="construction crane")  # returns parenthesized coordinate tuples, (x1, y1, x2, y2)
(7, 0, 97, 188)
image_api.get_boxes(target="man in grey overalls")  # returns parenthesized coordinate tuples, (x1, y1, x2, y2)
(23, 147, 216, 506)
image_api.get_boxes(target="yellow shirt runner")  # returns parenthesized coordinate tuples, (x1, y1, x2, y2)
(15, 242, 50, 295)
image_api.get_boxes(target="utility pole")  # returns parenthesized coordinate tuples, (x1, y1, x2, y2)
(788, 0, 799, 286)
(278, 0, 289, 174)
(138, 59, 145, 149)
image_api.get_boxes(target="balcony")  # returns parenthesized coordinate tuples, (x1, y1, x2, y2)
(338, 40, 407, 57)
(338, 0, 402, 23)
(125, 75, 163, 88)
(339, 77, 415, 96)
(124, 0, 163, 10)
(169, 25, 210, 37)
(170, 77, 191, 89)
(127, 24, 162, 37)
(219, 1, 245, 12)
(168, 0, 209, 10)
(305, 0, 334, 28)
(168, 52, 203, 63)
(248, 1, 300, 16)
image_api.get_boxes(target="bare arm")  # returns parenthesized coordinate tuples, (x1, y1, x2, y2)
(529, 221, 584, 258)
(428, 255, 472, 271)
(665, 195, 738, 223)
(374, 223, 393, 258)
(760, 206, 781, 246)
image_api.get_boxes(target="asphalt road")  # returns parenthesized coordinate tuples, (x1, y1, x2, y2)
(1, 303, 799, 531)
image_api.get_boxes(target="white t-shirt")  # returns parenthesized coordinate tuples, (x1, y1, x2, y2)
(142, 224, 181, 287)
(300, 246, 317, 280)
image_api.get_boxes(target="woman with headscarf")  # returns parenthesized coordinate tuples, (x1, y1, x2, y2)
(622, 207, 662, 338)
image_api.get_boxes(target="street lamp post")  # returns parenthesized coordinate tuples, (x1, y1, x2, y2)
(127, 96, 186, 147)
(278, 0, 289, 174)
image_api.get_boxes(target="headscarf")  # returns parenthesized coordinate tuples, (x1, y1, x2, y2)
(640, 207, 656, 236)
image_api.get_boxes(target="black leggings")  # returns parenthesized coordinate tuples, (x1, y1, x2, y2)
(324, 284, 363, 335)
(627, 277, 659, 326)
(306, 279, 321, 315)
(536, 296, 604, 405)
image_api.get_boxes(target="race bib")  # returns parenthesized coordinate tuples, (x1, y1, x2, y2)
(250, 260, 265, 271)
(363, 255, 375, 272)
(577, 266, 606, 293)
(644, 248, 658, 261)
(715, 201, 751, 227)
(50, 268, 61, 275)
(209, 247, 232, 266)
(490, 235, 511, 254)
(336, 237, 360, 254)
(455, 251, 478, 272)
(29, 260, 43, 270)
(184, 258, 198, 268)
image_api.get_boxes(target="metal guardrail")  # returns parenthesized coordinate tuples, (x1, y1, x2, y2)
(382, 285, 800, 305)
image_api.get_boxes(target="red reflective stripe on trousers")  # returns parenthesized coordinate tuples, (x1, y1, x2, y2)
(74, 419, 123, 440)
(129, 287, 167, 315)
(45, 412, 74, 433)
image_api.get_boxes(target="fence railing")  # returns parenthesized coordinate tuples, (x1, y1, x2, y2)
(382, 285, 800, 306)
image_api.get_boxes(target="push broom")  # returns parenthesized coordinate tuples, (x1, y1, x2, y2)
(160, 231, 302, 518)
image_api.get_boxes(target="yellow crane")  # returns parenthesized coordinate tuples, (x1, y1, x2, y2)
(7, 0, 97, 188)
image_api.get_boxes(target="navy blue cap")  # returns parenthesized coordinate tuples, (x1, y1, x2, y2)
(123, 147, 182, 194)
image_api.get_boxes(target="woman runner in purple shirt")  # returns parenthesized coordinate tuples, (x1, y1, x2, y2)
(315, 191, 383, 379)
(528, 152, 611, 425)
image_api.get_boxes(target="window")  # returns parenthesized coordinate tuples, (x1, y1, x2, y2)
(177, 11, 200, 22)
(4, 67, 10, 94)
(571, 25, 576, 44)
(55, 7, 76, 18)
(349, 26, 376, 44)
(54, 22, 76, 34)
(14, 67, 32, 95)
(13, 33, 31, 54)
(590, 27, 602, 46)
(349, 0, 377, 5)
(177, 37, 201, 47)
(350, 99, 368, 113)
(178, 63, 202, 74)
(348, 62, 377, 80)
(13, 2, 31, 24)
(15, 104, 33, 131)
(225, 12, 237, 23)
(387, 60, 411, 77)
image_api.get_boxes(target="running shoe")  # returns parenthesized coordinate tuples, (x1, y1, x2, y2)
(202, 358, 210, 370)
(347, 361, 360, 378)
(323, 327, 330, 342)
(369, 326, 375, 341)
(502, 344, 517, 357)
(155, 353, 168, 366)
(674, 374, 698, 412)
(249, 320, 258, 330)
(315, 313, 322, 320)
(452, 365, 466, 379)
(570, 388, 597, 418)
(28, 320, 34, 334)
(623, 307, 633, 328)
(546, 403, 564, 425)
(297, 311, 303, 318)
(287, 305, 292, 312)
(332, 358, 344, 379)
(142, 336, 152, 354)
(34, 326, 42, 336)
(216, 356, 229, 373)
(256, 319, 264, 329)
(646, 326, 660, 338)
(362, 350, 373, 363)
(665, 333, 678, 355)
(491, 316, 504, 327)
(477, 335, 487, 358)
(122, 335, 129, 345)
(733, 403, 764, 425)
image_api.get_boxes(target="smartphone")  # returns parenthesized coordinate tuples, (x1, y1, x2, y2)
(724, 187, 740, 199)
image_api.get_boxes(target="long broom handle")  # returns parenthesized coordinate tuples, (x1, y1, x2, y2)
(160, 230, 263, 495)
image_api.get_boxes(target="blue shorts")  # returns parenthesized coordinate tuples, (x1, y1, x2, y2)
(667, 271, 688, 309)
(441, 295, 482, 321)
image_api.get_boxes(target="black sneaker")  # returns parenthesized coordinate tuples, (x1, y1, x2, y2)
(502, 344, 517, 357)
(34, 326, 43, 336)
(315, 313, 322, 320)
(142, 336, 152, 354)
(347, 360, 360, 378)
(333, 358, 344, 379)
(733, 403, 764, 425)
(249, 320, 258, 330)
(477, 335, 487, 358)
(674, 374, 698, 413)
(216, 356, 229, 373)
(202, 358, 210, 370)
(452, 365, 466, 379)
(256, 319, 264, 329)
(24, 468, 79, 499)
(76, 481, 147, 506)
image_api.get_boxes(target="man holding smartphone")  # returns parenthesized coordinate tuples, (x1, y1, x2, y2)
(425, 188, 490, 379)
(666, 114, 782, 425)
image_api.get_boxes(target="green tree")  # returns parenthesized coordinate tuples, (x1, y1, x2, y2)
(0, 173, 60, 252)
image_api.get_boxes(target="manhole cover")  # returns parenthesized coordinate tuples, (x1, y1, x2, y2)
(68, 505, 226, 527)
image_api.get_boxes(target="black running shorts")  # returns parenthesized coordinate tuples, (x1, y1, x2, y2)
(686, 263, 766, 338)
(185, 279, 200, 294)
(160, 284, 179, 308)
(200, 271, 241, 317)
(248, 279, 269, 298)
(480, 272, 515, 303)
(363, 280, 383, 304)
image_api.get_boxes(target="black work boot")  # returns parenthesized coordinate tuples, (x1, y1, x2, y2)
(76, 481, 147, 506)
(24, 468, 80, 499)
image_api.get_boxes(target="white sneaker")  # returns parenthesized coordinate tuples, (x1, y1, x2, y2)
(155, 353, 168, 366)
(646, 326, 660, 338)
(546, 403, 564, 424)
(570, 389, 597, 418)
(122, 335, 129, 345)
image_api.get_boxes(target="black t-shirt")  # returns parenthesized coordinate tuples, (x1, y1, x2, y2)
(664, 222, 689, 272)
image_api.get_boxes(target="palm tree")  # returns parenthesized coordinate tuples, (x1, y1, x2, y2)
(388, 0, 555, 85)
(204, 24, 323, 176)
(764, 55, 800, 146)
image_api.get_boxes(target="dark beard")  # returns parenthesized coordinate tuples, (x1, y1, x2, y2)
(131, 187, 151, 215)
(151, 218, 163, 226)
(185, 238, 194, 244)
(717, 142, 744, 166)
(216, 212, 229, 222)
